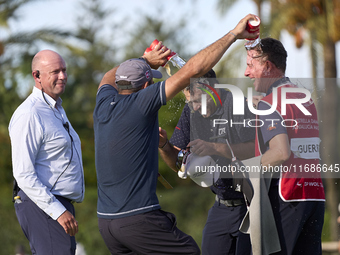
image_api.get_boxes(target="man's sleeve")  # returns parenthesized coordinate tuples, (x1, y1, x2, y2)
(135, 81, 167, 116)
(258, 101, 287, 146)
(96, 84, 118, 100)
(170, 104, 191, 149)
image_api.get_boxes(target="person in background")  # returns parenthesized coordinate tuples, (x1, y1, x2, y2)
(93, 14, 259, 255)
(159, 69, 255, 255)
(9, 50, 85, 255)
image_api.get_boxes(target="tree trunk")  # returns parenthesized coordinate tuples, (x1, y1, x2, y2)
(309, 31, 319, 111)
(321, 37, 339, 241)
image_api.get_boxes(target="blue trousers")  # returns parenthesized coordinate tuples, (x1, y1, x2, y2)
(269, 185, 325, 255)
(15, 190, 76, 255)
(202, 201, 251, 255)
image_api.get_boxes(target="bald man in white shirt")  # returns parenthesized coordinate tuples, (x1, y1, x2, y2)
(9, 50, 84, 255)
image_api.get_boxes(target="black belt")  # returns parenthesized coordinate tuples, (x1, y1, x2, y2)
(64, 197, 74, 204)
(215, 196, 245, 207)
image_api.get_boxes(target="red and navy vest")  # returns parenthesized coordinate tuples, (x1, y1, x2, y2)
(255, 84, 325, 201)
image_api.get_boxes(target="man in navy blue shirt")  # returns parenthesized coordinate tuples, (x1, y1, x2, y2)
(159, 70, 255, 255)
(93, 14, 259, 254)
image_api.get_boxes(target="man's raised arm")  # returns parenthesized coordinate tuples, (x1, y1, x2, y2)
(164, 14, 259, 102)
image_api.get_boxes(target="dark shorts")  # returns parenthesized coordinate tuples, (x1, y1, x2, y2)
(202, 200, 251, 255)
(98, 209, 200, 255)
(269, 185, 325, 255)
(14, 190, 76, 255)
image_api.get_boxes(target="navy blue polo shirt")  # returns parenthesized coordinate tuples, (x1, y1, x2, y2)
(170, 89, 255, 200)
(93, 82, 166, 219)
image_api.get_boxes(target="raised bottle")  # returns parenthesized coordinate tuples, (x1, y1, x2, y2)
(144, 39, 186, 76)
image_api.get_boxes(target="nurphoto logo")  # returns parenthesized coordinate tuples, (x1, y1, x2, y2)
(202, 84, 312, 116)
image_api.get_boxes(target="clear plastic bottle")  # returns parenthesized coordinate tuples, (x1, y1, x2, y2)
(168, 54, 186, 69)
(144, 39, 186, 76)
(244, 16, 261, 49)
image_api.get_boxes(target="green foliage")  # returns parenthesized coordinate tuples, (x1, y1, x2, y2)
(122, 13, 190, 62)
(0, 134, 13, 184)
(0, 0, 33, 27)
(0, 185, 31, 255)
(322, 208, 331, 242)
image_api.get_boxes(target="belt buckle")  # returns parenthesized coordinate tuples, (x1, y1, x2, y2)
(216, 196, 243, 207)
(228, 200, 234, 206)
(223, 199, 233, 207)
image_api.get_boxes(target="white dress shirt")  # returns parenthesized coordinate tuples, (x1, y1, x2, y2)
(9, 87, 84, 220)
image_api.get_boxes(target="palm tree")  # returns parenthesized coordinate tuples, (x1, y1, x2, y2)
(217, 0, 263, 20)
(270, 0, 339, 241)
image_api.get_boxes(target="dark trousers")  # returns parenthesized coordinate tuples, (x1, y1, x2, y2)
(98, 209, 200, 255)
(201, 201, 251, 255)
(269, 186, 325, 255)
(15, 190, 76, 255)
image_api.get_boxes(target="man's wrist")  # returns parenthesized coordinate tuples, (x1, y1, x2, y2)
(228, 31, 237, 42)
(159, 139, 169, 149)
(139, 56, 150, 66)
